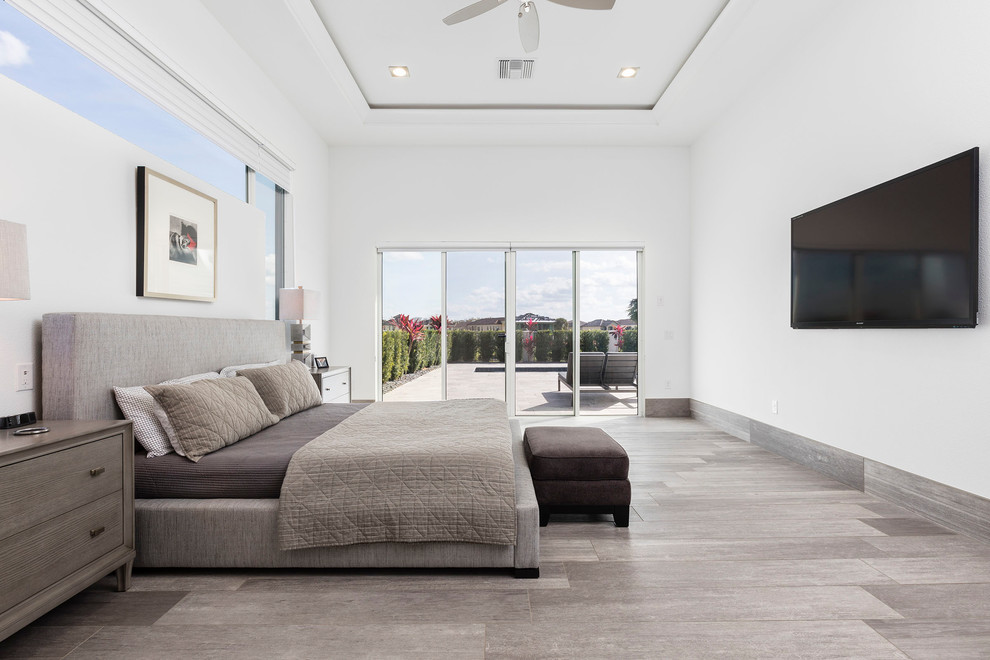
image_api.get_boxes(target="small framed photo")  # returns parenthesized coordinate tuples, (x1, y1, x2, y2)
(314, 356, 329, 370)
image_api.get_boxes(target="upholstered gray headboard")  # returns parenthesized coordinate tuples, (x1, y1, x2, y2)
(42, 312, 289, 420)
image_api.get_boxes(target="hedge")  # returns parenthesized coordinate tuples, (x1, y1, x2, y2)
(533, 330, 552, 362)
(477, 331, 497, 363)
(384, 326, 638, 383)
(620, 327, 638, 352)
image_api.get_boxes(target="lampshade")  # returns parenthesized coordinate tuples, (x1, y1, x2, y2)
(278, 286, 320, 321)
(0, 219, 30, 301)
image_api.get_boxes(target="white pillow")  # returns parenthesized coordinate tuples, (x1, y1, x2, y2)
(113, 371, 221, 457)
(219, 357, 286, 378)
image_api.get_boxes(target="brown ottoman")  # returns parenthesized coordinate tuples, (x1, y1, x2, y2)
(523, 426, 630, 527)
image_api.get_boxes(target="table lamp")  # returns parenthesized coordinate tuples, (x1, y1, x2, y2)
(1, 219, 30, 301)
(278, 285, 320, 367)
(0, 219, 46, 433)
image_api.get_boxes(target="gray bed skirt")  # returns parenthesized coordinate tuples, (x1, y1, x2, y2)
(42, 312, 540, 575)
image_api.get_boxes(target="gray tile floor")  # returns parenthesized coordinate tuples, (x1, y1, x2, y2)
(3, 416, 990, 658)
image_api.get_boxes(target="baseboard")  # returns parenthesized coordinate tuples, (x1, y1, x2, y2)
(750, 420, 864, 490)
(864, 460, 990, 541)
(689, 399, 990, 544)
(689, 399, 750, 440)
(645, 398, 690, 418)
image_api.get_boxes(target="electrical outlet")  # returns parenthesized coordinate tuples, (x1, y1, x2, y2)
(16, 363, 33, 391)
(771, 399, 778, 414)
(656, 296, 664, 307)
(664, 331, 674, 340)
(665, 380, 672, 390)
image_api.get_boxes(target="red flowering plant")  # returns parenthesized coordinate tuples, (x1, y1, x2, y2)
(523, 317, 537, 362)
(391, 314, 424, 348)
(610, 324, 625, 351)
(429, 315, 447, 332)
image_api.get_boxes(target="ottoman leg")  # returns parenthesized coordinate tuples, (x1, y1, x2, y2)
(613, 506, 630, 527)
(539, 507, 551, 527)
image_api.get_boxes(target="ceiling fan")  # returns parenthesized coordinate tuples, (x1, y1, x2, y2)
(442, 0, 616, 53)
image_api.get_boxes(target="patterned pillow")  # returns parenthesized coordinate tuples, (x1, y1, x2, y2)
(239, 360, 323, 420)
(145, 377, 279, 462)
(113, 371, 221, 457)
(219, 356, 287, 378)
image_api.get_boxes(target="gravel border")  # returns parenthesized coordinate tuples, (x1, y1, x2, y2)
(382, 365, 441, 395)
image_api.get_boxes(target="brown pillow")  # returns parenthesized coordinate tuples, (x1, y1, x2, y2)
(238, 360, 323, 420)
(145, 377, 279, 462)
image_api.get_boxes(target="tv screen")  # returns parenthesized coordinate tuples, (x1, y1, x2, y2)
(791, 148, 979, 328)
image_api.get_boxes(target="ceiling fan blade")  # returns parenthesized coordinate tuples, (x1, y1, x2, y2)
(518, 2, 540, 52)
(443, 0, 508, 25)
(546, 0, 615, 9)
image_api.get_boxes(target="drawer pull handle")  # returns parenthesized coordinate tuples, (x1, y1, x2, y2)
(90, 526, 105, 538)
(90, 467, 105, 477)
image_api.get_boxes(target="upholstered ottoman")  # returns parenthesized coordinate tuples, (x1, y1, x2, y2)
(523, 426, 630, 527)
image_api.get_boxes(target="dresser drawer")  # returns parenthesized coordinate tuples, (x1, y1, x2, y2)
(0, 435, 122, 541)
(323, 371, 349, 403)
(0, 492, 123, 614)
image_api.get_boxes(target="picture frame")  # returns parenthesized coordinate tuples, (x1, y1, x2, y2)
(314, 356, 329, 370)
(137, 166, 217, 301)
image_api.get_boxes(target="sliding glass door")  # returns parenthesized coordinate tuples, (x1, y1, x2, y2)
(381, 252, 441, 402)
(578, 251, 639, 416)
(514, 251, 574, 415)
(446, 251, 506, 402)
(379, 247, 642, 417)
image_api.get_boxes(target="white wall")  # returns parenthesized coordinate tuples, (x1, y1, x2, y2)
(105, 0, 335, 351)
(325, 146, 691, 402)
(0, 0, 334, 416)
(0, 75, 264, 415)
(691, 0, 990, 498)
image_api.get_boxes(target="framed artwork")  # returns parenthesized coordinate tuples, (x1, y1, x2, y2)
(137, 167, 217, 301)
(314, 356, 329, 370)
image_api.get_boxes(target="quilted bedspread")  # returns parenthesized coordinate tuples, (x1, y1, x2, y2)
(277, 399, 517, 550)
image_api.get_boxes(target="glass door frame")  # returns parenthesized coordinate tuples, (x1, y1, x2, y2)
(377, 243, 645, 417)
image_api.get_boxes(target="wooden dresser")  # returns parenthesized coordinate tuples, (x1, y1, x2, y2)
(0, 420, 134, 641)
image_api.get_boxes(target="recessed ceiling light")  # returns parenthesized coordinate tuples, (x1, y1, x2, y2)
(617, 67, 639, 79)
(389, 66, 410, 78)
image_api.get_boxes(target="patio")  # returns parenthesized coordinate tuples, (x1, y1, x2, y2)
(384, 362, 637, 415)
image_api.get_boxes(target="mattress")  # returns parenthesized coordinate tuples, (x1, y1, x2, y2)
(134, 403, 368, 498)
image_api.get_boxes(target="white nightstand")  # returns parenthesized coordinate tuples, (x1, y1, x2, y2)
(312, 366, 351, 403)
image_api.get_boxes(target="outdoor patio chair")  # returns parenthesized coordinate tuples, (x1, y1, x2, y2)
(557, 352, 606, 393)
(602, 352, 637, 390)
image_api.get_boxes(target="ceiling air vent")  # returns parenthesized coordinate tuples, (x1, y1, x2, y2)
(499, 59, 534, 80)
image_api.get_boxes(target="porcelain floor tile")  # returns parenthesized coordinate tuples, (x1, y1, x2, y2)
(564, 558, 895, 588)
(155, 590, 532, 626)
(866, 620, 990, 660)
(529, 586, 901, 623)
(486, 621, 907, 659)
(863, 584, 990, 619)
(63, 624, 485, 660)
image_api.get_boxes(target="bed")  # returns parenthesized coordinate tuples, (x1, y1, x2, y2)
(41, 312, 540, 578)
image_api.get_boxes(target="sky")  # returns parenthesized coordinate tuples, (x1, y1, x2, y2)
(383, 250, 637, 322)
(0, 3, 245, 199)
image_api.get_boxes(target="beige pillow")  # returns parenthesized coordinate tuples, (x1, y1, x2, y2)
(145, 377, 279, 462)
(239, 360, 323, 420)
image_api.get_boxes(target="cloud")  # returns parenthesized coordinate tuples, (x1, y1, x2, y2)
(0, 31, 31, 67)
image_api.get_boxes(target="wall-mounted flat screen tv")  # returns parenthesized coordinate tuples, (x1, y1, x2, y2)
(791, 147, 979, 329)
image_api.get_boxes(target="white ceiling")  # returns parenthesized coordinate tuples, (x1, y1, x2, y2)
(201, 0, 840, 147)
(312, 0, 726, 110)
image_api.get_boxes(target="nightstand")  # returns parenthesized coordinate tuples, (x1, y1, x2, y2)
(312, 366, 351, 403)
(0, 420, 135, 642)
